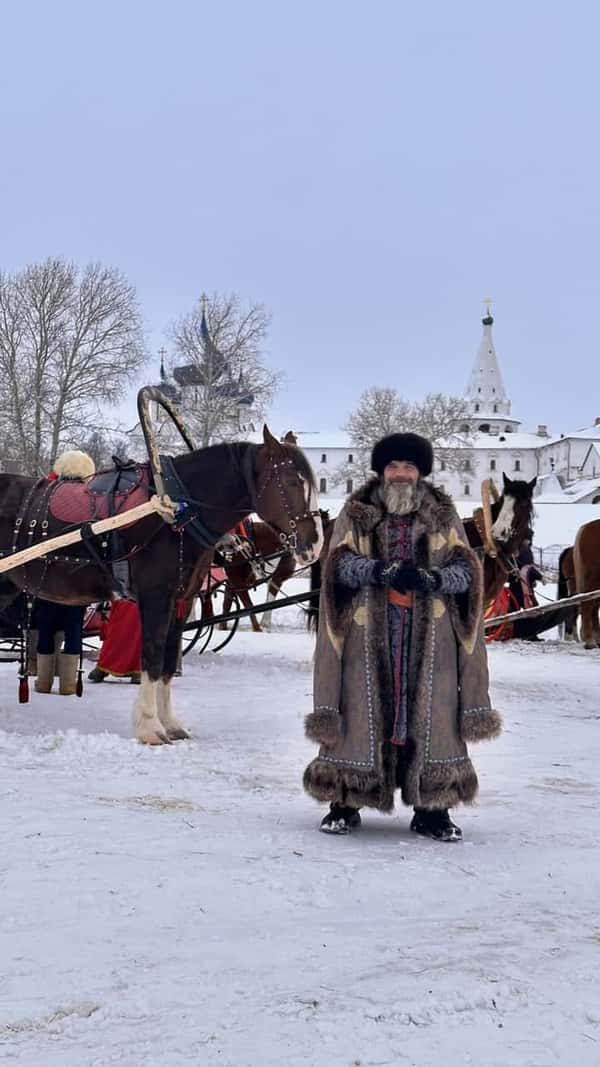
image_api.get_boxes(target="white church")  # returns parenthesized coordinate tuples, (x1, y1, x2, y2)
(295, 308, 600, 507)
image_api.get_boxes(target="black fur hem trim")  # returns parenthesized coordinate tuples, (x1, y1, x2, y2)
(303, 758, 395, 813)
(461, 707, 503, 742)
(413, 758, 479, 809)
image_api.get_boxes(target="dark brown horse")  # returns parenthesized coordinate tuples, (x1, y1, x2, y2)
(573, 518, 600, 648)
(557, 546, 578, 641)
(0, 427, 323, 743)
(463, 473, 537, 610)
(217, 522, 296, 633)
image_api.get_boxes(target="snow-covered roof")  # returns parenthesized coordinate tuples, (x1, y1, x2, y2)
(244, 428, 354, 449)
(468, 430, 543, 451)
(544, 422, 600, 446)
(535, 475, 600, 504)
(468, 412, 521, 425)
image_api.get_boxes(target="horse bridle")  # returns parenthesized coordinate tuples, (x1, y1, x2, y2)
(250, 456, 320, 555)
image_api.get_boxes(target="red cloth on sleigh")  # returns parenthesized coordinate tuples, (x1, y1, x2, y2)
(97, 599, 142, 676)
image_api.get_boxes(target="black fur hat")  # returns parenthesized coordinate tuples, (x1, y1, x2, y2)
(371, 432, 433, 477)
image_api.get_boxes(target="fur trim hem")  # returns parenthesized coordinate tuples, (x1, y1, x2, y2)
(303, 758, 395, 813)
(304, 708, 342, 746)
(416, 758, 479, 809)
(461, 707, 503, 742)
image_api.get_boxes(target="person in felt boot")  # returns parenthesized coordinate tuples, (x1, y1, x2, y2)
(32, 449, 93, 695)
(33, 598, 84, 695)
(304, 432, 501, 842)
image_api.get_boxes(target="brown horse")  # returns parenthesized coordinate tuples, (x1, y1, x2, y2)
(218, 522, 296, 633)
(463, 473, 537, 610)
(0, 426, 323, 743)
(573, 518, 600, 648)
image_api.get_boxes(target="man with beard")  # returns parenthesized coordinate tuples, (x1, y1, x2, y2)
(303, 433, 501, 841)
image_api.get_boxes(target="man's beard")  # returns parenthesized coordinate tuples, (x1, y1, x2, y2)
(379, 478, 423, 515)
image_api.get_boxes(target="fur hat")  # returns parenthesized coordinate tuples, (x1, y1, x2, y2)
(53, 450, 95, 480)
(371, 433, 433, 477)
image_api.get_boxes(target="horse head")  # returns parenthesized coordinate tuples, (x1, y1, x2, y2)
(491, 473, 536, 549)
(254, 426, 323, 566)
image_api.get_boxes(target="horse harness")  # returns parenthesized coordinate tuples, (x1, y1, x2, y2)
(251, 454, 320, 555)
(161, 450, 319, 557)
(3, 446, 318, 607)
(5, 463, 154, 600)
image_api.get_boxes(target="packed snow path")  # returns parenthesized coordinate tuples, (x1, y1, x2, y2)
(1, 635, 599, 1066)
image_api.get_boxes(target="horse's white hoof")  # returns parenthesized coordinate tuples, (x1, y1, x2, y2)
(139, 731, 172, 745)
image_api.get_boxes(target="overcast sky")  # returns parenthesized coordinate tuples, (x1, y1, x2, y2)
(1, 0, 599, 438)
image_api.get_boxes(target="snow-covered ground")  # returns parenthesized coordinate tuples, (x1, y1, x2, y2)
(1, 632, 600, 1066)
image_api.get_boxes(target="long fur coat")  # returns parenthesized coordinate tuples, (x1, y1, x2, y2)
(303, 479, 501, 812)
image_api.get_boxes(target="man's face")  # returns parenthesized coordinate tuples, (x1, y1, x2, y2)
(383, 460, 419, 484)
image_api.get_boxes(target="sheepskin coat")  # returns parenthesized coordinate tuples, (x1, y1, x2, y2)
(303, 479, 501, 812)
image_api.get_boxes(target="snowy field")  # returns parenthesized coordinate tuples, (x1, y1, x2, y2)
(1, 628, 600, 1066)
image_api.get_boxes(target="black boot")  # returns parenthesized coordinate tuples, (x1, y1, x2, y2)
(319, 803, 362, 835)
(410, 808, 462, 842)
(87, 666, 105, 683)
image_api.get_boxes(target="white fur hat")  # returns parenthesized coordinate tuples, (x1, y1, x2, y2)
(53, 450, 95, 479)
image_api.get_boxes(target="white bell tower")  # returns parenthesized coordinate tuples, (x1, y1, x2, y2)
(465, 299, 512, 418)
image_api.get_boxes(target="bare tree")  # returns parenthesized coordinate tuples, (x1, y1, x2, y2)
(0, 257, 147, 474)
(334, 387, 473, 486)
(78, 427, 133, 470)
(169, 292, 280, 447)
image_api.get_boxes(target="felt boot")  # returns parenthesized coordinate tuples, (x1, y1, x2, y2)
(58, 653, 79, 696)
(34, 653, 55, 694)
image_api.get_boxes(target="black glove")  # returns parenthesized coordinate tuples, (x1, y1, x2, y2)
(389, 563, 441, 595)
(371, 560, 401, 586)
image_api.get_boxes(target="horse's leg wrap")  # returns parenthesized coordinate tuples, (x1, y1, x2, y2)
(132, 673, 171, 744)
(260, 585, 277, 631)
(157, 678, 190, 740)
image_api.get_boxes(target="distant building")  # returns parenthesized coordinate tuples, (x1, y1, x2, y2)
(286, 308, 600, 506)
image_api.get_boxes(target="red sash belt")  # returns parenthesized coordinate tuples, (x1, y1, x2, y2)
(388, 588, 414, 609)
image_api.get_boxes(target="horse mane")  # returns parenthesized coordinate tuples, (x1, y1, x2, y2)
(174, 439, 316, 492)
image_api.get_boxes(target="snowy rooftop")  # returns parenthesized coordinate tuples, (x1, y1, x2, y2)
(534, 475, 600, 504)
(544, 421, 600, 445)
(468, 430, 545, 450)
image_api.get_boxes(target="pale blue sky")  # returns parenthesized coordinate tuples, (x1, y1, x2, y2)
(1, 0, 599, 437)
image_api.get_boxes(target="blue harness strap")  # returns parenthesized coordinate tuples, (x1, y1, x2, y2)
(159, 455, 223, 550)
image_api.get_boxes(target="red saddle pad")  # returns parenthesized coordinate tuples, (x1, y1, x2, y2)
(49, 467, 151, 525)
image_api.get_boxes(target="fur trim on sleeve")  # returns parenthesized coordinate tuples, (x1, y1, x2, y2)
(460, 706, 503, 742)
(304, 707, 342, 746)
(445, 542, 484, 651)
(323, 544, 361, 638)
